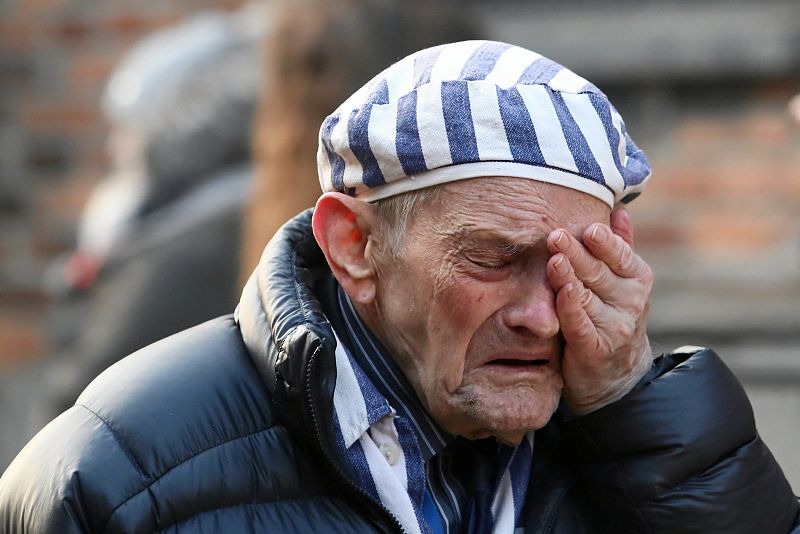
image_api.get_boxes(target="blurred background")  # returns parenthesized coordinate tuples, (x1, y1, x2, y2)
(1, 0, 798, 492)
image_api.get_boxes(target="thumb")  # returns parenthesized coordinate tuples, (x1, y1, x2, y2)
(610, 207, 634, 247)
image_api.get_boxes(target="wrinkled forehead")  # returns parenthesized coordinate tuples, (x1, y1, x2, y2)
(411, 176, 611, 239)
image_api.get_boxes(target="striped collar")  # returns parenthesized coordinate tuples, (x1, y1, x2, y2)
(327, 280, 535, 532)
(334, 285, 453, 460)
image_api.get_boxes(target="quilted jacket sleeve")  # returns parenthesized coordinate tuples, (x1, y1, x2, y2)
(0, 404, 145, 534)
(560, 348, 799, 534)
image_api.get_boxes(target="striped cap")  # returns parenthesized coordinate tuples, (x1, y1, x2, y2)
(317, 40, 651, 208)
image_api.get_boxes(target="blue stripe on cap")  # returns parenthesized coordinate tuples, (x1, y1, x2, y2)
(548, 90, 606, 186)
(516, 58, 562, 85)
(459, 41, 511, 81)
(371, 76, 390, 105)
(496, 86, 546, 165)
(349, 79, 390, 187)
(589, 93, 651, 192)
(441, 81, 479, 164)
(321, 114, 346, 192)
(624, 136, 650, 186)
(413, 46, 444, 87)
(396, 90, 427, 175)
(587, 92, 626, 187)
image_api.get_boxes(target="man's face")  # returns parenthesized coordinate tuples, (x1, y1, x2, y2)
(363, 177, 610, 444)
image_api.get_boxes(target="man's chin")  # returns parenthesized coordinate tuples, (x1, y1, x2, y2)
(442, 385, 562, 443)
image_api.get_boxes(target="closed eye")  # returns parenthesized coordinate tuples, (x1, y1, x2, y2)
(469, 258, 510, 270)
(465, 242, 523, 271)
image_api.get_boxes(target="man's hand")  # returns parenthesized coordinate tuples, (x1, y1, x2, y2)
(546, 208, 654, 416)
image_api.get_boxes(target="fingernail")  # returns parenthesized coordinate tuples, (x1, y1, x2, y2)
(566, 283, 578, 301)
(590, 225, 607, 244)
(554, 230, 567, 248)
(554, 255, 568, 275)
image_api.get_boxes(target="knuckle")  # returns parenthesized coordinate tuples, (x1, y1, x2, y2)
(574, 318, 594, 339)
(641, 264, 654, 286)
(623, 297, 647, 324)
(583, 270, 603, 289)
(579, 285, 594, 307)
(618, 319, 635, 341)
(618, 244, 633, 271)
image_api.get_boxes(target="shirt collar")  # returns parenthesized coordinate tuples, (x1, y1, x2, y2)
(331, 329, 393, 448)
(335, 285, 453, 459)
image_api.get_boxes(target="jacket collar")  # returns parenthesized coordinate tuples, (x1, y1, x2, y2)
(236, 209, 339, 445)
(237, 209, 330, 392)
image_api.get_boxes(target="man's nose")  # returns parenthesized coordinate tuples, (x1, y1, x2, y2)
(500, 277, 560, 339)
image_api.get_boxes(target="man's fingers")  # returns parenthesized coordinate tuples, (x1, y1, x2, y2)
(582, 224, 650, 280)
(548, 253, 607, 321)
(556, 282, 600, 353)
(610, 207, 634, 247)
(546, 252, 573, 293)
(548, 230, 619, 297)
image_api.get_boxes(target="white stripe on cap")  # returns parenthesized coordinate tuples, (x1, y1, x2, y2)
(385, 56, 416, 102)
(429, 40, 484, 82)
(516, 84, 579, 174)
(487, 46, 542, 89)
(610, 107, 627, 164)
(415, 81, 452, 169)
(316, 140, 333, 191)
(369, 101, 405, 184)
(562, 92, 624, 192)
(339, 76, 378, 114)
(547, 67, 590, 94)
(468, 81, 513, 161)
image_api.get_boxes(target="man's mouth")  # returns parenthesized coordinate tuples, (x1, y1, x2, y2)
(480, 351, 555, 371)
(487, 358, 550, 367)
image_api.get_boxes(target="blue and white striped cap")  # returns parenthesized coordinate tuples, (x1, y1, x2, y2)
(317, 40, 651, 208)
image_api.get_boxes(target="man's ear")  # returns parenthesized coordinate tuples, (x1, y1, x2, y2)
(312, 192, 377, 304)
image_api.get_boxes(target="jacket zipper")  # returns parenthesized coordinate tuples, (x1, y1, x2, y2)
(541, 485, 568, 534)
(304, 346, 407, 534)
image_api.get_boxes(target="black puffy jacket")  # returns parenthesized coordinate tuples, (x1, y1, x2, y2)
(1, 210, 798, 533)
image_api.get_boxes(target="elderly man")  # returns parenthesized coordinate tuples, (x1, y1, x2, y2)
(1, 41, 798, 533)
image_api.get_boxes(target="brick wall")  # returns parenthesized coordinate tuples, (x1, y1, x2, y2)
(0, 0, 243, 366)
(1, 2, 799, 367)
(1, 0, 799, 490)
(619, 82, 800, 343)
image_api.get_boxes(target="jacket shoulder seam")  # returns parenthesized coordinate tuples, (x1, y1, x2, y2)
(73, 403, 153, 534)
(75, 403, 149, 479)
(100, 423, 282, 533)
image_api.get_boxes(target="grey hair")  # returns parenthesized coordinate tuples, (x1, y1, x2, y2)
(371, 186, 442, 258)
